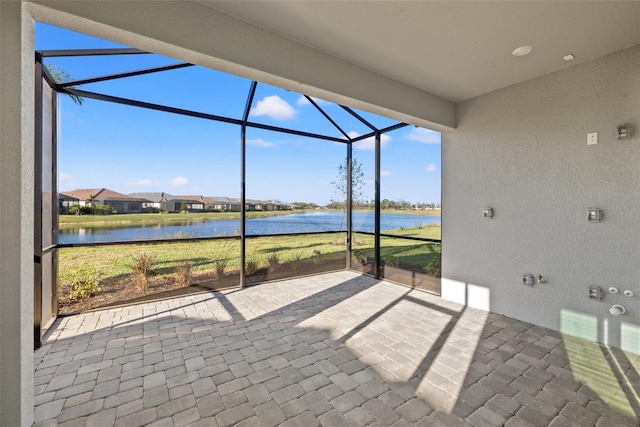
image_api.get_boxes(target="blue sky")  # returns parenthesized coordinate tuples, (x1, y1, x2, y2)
(37, 23, 441, 206)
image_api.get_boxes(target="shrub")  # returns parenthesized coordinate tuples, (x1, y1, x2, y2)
(213, 240, 233, 278)
(312, 249, 323, 265)
(93, 205, 114, 215)
(68, 268, 101, 299)
(425, 260, 441, 278)
(245, 258, 259, 276)
(266, 252, 280, 272)
(130, 252, 156, 290)
(289, 251, 303, 270)
(213, 257, 229, 278)
(69, 204, 114, 215)
(175, 261, 193, 286)
(383, 255, 399, 267)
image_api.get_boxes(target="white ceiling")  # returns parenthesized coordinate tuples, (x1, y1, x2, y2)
(203, 1, 640, 103)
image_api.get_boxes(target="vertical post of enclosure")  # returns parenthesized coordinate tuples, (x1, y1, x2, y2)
(240, 82, 257, 288)
(374, 131, 381, 279)
(346, 141, 353, 270)
(240, 124, 246, 288)
(34, 53, 43, 348)
(51, 73, 59, 318)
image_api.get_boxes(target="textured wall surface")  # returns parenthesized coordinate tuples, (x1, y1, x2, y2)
(0, 2, 35, 426)
(442, 44, 640, 352)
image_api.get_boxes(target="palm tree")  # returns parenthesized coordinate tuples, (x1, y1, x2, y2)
(86, 195, 96, 215)
(45, 64, 83, 105)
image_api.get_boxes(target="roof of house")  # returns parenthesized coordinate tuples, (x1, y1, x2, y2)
(58, 193, 79, 201)
(128, 192, 175, 203)
(62, 188, 150, 202)
(207, 196, 241, 205)
(172, 195, 209, 204)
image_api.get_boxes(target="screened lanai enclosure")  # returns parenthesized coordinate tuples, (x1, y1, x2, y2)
(34, 43, 442, 347)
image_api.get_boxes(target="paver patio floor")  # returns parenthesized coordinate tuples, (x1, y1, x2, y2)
(33, 271, 640, 426)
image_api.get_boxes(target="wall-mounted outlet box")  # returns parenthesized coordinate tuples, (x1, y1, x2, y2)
(587, 132, 598, 145)
(588, 286, 603, 300)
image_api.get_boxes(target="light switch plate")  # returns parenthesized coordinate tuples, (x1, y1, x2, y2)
(587, 132, 598, 145)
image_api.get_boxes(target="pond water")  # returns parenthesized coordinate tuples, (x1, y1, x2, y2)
(59, 211, 441, 244)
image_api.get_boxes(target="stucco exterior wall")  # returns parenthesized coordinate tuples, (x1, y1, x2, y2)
(0, 2, 35, 426)
(442, 44, 640, 353)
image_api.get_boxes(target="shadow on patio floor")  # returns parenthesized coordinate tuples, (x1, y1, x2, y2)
(33, 271, 639, 426)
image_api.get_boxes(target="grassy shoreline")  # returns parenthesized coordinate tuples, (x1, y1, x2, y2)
(59, 208, 441, 226)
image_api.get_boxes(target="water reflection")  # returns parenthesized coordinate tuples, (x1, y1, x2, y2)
(60, 211, 441, 244)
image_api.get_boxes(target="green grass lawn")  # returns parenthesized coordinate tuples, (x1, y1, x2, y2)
(59, 225, 441, 286)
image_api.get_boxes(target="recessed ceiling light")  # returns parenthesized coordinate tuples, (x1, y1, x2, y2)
(563, 54, 575, 61)
(512, 46, 533, 57)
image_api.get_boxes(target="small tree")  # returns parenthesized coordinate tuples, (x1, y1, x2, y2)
(330, 157, 365, 209)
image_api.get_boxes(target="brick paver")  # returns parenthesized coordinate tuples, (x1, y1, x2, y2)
(34, 271, 640, 426)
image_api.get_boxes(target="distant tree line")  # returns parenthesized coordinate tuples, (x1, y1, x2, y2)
(325, 200, 440, 210)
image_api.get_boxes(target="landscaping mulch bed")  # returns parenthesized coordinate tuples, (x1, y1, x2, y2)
(58, 258, 348, 315)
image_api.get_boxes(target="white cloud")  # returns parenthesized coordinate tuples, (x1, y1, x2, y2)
(349, 131, 392, 150)
(170, 176, 188, 186)
(250, 95, 297, 121)
(406, 127, 441, 144)
(247, 138, 276, 148)
(59, 172, 72, 181)
(381, 170, 392, 177)
(134, 178, 154, 186)
(296, 95, 331, 107)
(347, 131, 359, 139)
(426, 164, 437, 173)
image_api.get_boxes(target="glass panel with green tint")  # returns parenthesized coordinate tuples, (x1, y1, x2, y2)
(350, 233, 440, 293)
(58, 238, 241, 314)
(244, 233, 346, 285)
(379, 236, 441, 294)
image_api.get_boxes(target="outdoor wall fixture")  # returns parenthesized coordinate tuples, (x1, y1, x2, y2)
(512, 45, 533, 57)
(523, 274, 535, 286)
(536, 274, 546, 284)
(588, 285, 603, 300)
(483, 207, 493, 219)
(587, 208, 601, 223)
(609, 304, 626, 316)
(615, 123, 632, 140)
